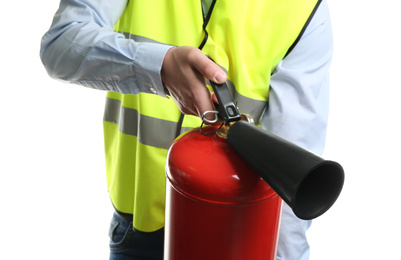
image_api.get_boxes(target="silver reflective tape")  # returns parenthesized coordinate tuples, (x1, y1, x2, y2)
(234, 92, 268, 123)
(104, 98, 178, 149)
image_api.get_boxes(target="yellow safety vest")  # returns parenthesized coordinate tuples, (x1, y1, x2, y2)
(104, 0, 320, 232)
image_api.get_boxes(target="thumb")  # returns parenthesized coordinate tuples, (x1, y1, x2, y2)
(212, 70, 227, 84)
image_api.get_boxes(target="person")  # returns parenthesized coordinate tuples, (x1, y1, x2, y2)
(40, 0, 333, 259)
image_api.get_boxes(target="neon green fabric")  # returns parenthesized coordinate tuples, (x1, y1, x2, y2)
(105, 0, 319, 232)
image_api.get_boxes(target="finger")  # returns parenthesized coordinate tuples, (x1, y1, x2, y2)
(211, 92, 219, 104)
(203, 92, 223, 125)
(188, 49, 227, 84)
(171, 95, 198, 117)
(193, 88, 216, 119)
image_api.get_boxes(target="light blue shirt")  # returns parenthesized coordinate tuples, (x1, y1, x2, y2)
(40, 1, 333, 259)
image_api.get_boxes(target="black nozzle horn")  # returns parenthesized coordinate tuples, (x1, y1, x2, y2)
(227, 120, 344, 220)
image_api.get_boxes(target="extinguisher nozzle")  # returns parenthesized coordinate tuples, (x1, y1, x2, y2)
(292, 161, 344, 219)
(227, 120, 344, 220)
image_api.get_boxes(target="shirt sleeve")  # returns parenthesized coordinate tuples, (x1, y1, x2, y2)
(261, 0, 333, 155)
(40, 0, 173, 96)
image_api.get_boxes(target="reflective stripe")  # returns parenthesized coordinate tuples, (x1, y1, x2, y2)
(104, 98, 192, 149)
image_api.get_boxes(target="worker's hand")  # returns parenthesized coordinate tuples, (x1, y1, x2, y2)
(161, 46, 227, 122)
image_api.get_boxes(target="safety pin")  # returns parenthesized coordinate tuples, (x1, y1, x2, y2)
(201, 110, 219, 124)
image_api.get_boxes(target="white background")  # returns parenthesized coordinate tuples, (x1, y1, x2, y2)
(1, 0, 400, 259)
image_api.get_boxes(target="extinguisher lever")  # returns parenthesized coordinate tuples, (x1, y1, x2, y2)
(210, 81, 241, 125)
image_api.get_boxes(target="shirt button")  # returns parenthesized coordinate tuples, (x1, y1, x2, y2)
(150, 87, 157, 94)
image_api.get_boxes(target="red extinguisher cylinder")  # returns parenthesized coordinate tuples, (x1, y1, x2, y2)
(164, 126, 282, 260)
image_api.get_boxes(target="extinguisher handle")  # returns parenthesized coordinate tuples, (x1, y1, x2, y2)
(210, 81, 241, 125)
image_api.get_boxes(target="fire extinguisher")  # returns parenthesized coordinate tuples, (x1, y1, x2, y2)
(164, 82, 344, 260)
(165, 123, 282, 260)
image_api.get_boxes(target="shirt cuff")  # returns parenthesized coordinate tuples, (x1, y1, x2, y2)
(133, 42, 174, 97)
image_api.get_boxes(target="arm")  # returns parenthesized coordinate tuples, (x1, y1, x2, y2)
(261, 0, 333, 155)
(40, 0, 225, 119)
(266, 3, 334, 259)
(40, 0, 172, 95)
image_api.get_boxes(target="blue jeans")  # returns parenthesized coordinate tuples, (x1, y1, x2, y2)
(108, 212, 164, 260)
